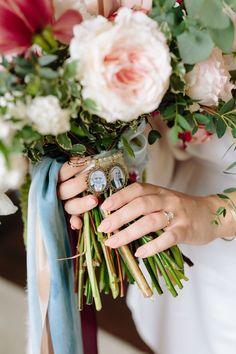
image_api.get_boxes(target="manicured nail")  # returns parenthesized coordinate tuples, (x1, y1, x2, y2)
(104, 237, 117, 247)
(98, 219, 111, 232)
(89, 197, 97, 207)
(101, 199, 113, 211)
(135, 248, 147, 258)
(71, 225, 76, 230)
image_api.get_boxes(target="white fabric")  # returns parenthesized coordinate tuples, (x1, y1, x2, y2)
(127, 123, 236, 354)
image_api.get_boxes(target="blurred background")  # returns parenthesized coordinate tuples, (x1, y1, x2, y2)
(0, 193, 153, 354)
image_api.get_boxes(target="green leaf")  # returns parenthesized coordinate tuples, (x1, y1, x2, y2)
(122, 136, 135, 158)
(56, 133, 72, 150)
(219, 98, 235, 115)
(18, 126, 41, 143)
(185, 0, 204, 17)
(63, 60, 78, 80)
(38, 67, 58, 79)
(83, 98, 97, 112)
(70, 143, 86, 155)
(216, 206, 227, 217)
(177, 27, 214, 64)
(209, 20, 234, 53)
(217, 193, 230, 200)
(148, 130, 162, 145)
(224, 187, 236, 193)
(225, 161, 236, 171)
(194, 113, 210, 124)
(38, 55, 58, 66)
(176, 114, 192, 131)
(199, 0, 230, 29)
(216, 118, 227, 138)
(170, 126, 181, 144)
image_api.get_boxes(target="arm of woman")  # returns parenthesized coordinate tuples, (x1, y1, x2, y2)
(99, 183, 236, 257)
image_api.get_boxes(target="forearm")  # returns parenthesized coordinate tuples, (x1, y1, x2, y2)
(206, 192, 236, 238)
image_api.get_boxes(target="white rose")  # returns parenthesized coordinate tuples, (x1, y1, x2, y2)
(0, 119, 15, 144)
(27, 96, 70, 136)
(0, 153, 27, 192)
(70, 7, 172, 123)
(186, 48, 234, 107)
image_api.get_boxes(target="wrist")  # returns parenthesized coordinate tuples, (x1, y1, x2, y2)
(205, 194, 236, 238)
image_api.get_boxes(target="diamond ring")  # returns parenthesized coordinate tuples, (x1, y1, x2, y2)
(163, 211, 175, 225)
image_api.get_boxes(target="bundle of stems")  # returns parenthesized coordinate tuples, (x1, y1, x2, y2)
(74, 192, 193, 311)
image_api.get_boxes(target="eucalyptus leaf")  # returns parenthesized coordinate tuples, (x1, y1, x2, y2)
(39, 67, 58, 79)
(38, 55, 58, 67)
(177, 27, 214, 64)
(209, 20, 234, 53)
(199, 0, 230, 29)
(224, 187, 236, 193)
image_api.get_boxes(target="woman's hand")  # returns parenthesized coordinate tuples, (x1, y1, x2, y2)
(97, 182, 236, 258)
(58, 158, 99, 230)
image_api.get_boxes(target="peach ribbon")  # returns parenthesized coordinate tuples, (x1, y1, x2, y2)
(84, 0, 152, 17)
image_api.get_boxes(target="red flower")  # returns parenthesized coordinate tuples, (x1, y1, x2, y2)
(0, 0, 82, 54)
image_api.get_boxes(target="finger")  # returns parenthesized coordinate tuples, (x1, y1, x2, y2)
(98, 195, 164, 233)
(58, 157, 90, 183)
(135, 231, 178, 258)
(104, 212, 169, 248)
(101, 182, 161, 211)
(64, 195, 98, 215)
(70, 215, 82, 230)
(58, 172, 88, 200)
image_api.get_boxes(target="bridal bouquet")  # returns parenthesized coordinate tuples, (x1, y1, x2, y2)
(0, 0, 236, 312)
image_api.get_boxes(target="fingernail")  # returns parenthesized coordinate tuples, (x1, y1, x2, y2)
(135, 248, 147, 258)
(105, 237, 117, 247)
(89, 197, 97, 207)
(71, 225, 76, 230)
(101, 199, 113, 211)
(98, 219, 111, 232)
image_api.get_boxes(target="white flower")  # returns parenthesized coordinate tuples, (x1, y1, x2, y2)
(0, 153, 27, 192)
(70, 7, 172, 123)
(27, 96, 70, 136)
(186, 48, 234, 107)
(53, 0, 91, 19)
(0, 191, 18, 216)
(0, 119, 15, 144)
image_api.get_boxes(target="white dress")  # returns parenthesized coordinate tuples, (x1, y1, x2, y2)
(127, 125, 236, 354)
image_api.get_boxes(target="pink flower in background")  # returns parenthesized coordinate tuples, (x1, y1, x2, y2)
(178, 124, 213, 149)
(0, 0, 82, 54)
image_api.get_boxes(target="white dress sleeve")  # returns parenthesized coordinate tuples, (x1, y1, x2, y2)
(127, 127, 236, 354)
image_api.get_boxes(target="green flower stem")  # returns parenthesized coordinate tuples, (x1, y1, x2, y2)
(99, 259, 106, 292)
(93, 208, 119, 299)
(142, 236, 178, 297)
(153, 253, 178, 297)
(143, 258, 163, 295)
(84, 212, 102, 311)
(119, 245, 153, 298)
(170, 245, 184, 271)
(78, 234, 85, 311)
(85, 278, 93, 305)
(160, 252, 183, 290)
(41, 27, 58, 50)
(115, 248, 125, 297)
